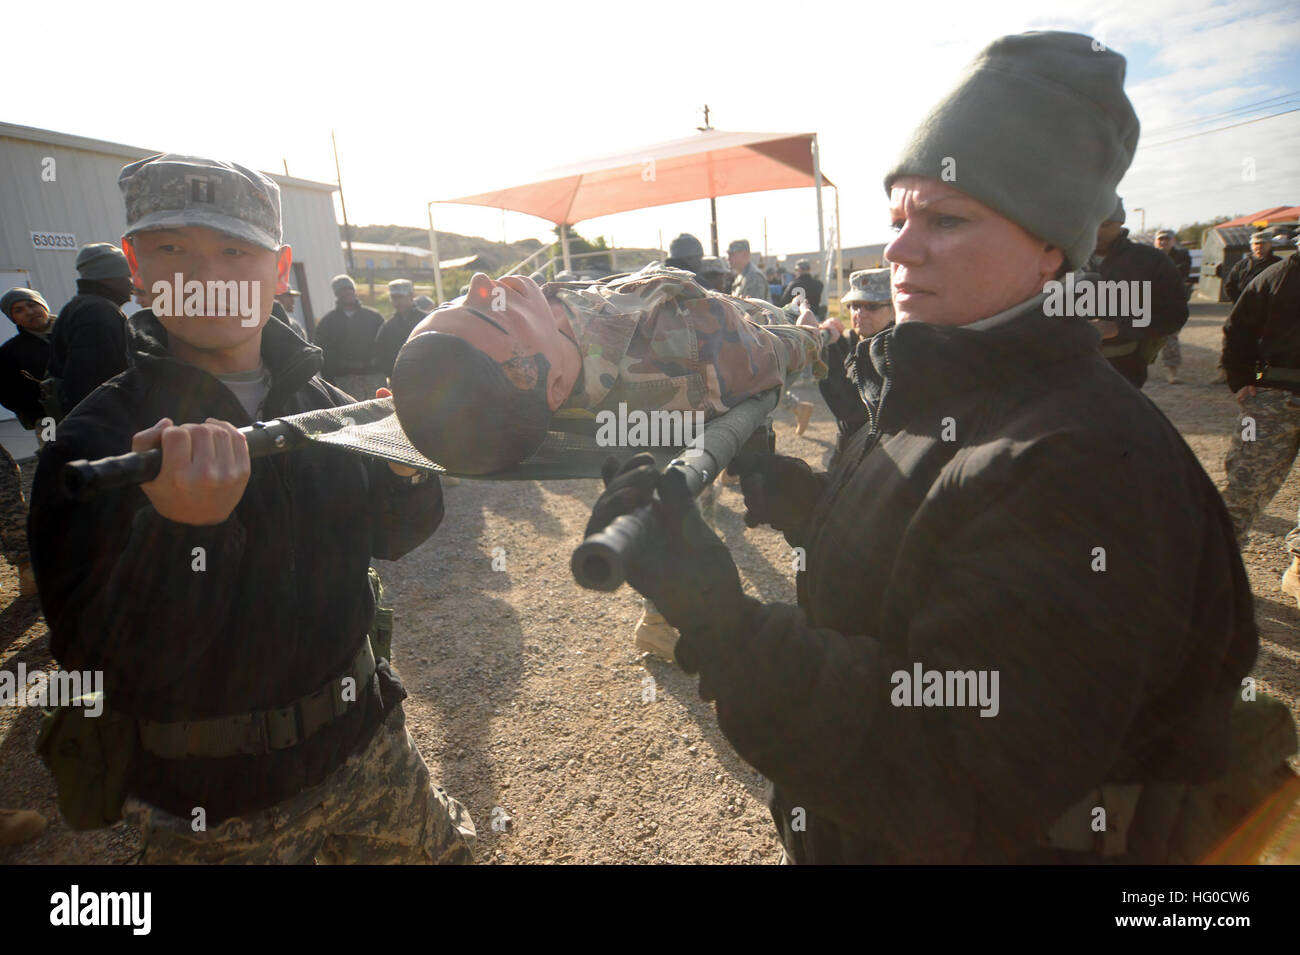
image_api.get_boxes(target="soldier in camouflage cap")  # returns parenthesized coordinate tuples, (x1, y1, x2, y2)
(374, 279, 425, 381)
(839, 268, 894, 338)
(31, 153, 474, 864)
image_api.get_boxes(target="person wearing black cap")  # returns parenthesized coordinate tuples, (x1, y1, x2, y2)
(779, 260, 823, 313)
(586, 32, 1263, 863)
(664, 233, 704, 274)
(44, 243, 135, 418)
(0, 288, 54, 430)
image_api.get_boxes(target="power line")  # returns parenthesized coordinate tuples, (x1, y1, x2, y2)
(1140, 106, 1300, 149)
(1142, 90, 1299, 136)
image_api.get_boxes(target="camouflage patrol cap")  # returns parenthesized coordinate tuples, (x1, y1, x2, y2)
(388, 279, 414, 297)
(727, 239, 750, 254)
(697, 256, 728, 275)
(840, 268, 891, 305)
(119, 154, 282, 251)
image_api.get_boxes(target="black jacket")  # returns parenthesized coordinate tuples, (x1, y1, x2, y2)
(679, 297, 1257, 863)
(1166, 245, 1192, 283)
(373, 306, 425, 380)
(818, 330, 869, 440)
(779, 275, 824, 311)
(0, 328, 51, 427)
(313, 302, 384, 382)
(1221, 255, 1300, 394)
(47, 281, 130, 414)
(1095, 231, 1190, 387)
(30, 312, 445, 823)
(1224, 252, 1282, 303)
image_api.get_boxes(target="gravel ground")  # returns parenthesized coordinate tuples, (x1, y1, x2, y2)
(2, 301, 1297, 864)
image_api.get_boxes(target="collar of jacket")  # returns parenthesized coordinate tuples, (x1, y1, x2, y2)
(848, 293, 1099, 427)
(128, 309, 324, 412)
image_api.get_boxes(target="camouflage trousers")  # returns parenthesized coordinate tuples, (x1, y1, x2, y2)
(1221, 389, 1300, 554)
(124, 704, 476, 864)
(1159, 334, 1181, 369)
(0, 442, 28, 567)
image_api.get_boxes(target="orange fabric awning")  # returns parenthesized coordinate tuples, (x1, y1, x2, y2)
(439, 129, 832, 225)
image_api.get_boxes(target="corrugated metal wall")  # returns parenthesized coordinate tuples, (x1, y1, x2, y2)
(0, 124, 345, 339)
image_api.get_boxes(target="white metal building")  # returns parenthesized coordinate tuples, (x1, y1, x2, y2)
(0, 122, 346, 337)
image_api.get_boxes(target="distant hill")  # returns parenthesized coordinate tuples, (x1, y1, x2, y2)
(342, 224, 544, 273)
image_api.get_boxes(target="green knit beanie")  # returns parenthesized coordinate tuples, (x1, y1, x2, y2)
(884, 31, 1139, 270)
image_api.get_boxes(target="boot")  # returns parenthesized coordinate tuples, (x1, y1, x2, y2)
(1282, 557, 1300, 610)
(793, 401, 815, 435)
(634, 609, 679, 662)
(17, 561, 37, 598)
(1164, 367, 1181, 385)
(0, 809, 46, 847)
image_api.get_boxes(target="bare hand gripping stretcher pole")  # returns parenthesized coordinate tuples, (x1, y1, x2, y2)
(570, 387, 779, 592)
(62, 387, 779, 590)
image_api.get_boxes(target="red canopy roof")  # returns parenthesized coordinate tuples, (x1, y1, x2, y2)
(1219, 205, 1300, 227)
(438, 129, 833, 226)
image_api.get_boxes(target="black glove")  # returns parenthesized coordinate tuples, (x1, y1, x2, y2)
(728, 452, 827, 546)
(586, 454, 746, 670)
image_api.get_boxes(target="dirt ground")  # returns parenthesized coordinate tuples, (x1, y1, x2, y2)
(3, 301, 1298, 865)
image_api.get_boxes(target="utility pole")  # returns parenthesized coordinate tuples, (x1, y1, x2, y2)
(332, 130, 355, 274)
(698, 105, 719, 257)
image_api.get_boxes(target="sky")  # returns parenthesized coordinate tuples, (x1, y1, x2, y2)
(7, 0, 1300, 261)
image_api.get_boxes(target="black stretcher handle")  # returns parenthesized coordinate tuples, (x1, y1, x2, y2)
(61, 420, 304, 502)
(570, 502, 665, 592)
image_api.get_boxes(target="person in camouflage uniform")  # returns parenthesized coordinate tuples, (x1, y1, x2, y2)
(390, 264, 836, 477)
(31, 154, 474, 865)
(1154, 229, 1190, 383)
(727, 239, 770, 302)
(1218, 251, 1300, 606)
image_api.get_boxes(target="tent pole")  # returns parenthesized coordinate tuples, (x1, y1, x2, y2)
(426, 201, 444, 304)
(813, 134, 826, 278)
(709, 197, 719, 257)
(561, 224, 573, 272)
(835, 187, 844, 302)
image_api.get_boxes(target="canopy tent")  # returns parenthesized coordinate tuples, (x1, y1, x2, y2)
(426, 129, 836, 301)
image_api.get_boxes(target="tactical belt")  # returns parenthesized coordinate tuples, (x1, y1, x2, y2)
(1037, 783, 1143, 856)
(1099, 341, 1138, 358)
(138, 637, 377, 760)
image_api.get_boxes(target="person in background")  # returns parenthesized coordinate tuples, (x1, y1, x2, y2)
(1223, 232, 1281, 304)
(373, 279, 426, 382)
(1154, 229, 1191, 384)
(1089, 198, 1188, 388)
(313, 275, 385, 397)
(0, 288, 54, 431)
(780, 260, 824, 313)
(46, 243, 135, 418)
(728, 239, 769, 301)
(819, 269, 892, 464)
